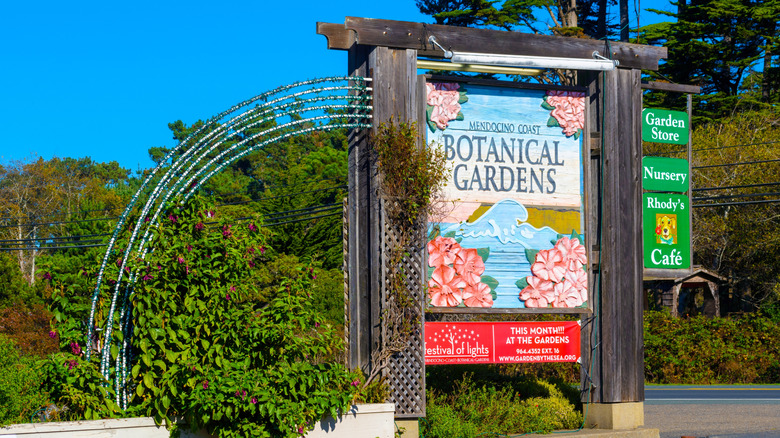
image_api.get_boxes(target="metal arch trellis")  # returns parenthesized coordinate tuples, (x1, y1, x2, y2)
(85, 76, 373, 408)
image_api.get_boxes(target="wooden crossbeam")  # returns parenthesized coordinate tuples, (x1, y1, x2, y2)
(641, 81, 701, 94)
(317, 17, 667, 71)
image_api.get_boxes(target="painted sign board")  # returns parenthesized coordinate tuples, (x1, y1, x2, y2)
(642, 108, 689, 145)
(424, 321, 581, 365)
(643, 193, 691, 269)
(642, 157, 689, 193)
(425, 81, 587, 310)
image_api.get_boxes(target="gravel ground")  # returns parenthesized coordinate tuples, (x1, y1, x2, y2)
(644, 404, 780, 438)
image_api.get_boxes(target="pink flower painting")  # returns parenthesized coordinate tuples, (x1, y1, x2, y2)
(454, 248, 485, 285)
(519, 276, 555, 308)
(531, 249, 566, 282)
(553, 280, 584, 308)
(427, 236, 461, 268)
(427, 234, 493, 308)
(543, 90, 586, 138)
(426, 83, 468, 132)
(556, 236, 587, 271)
(519, 234, 589, 308)
(463, 282, 494, 308)
(429, 265, 467, 307)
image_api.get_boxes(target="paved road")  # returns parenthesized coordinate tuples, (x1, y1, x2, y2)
(646, 385, 780, 405)
(643, 385, 780, 438)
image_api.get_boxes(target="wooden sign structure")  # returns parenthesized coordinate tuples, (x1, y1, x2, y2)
(319, 17, 666, 427)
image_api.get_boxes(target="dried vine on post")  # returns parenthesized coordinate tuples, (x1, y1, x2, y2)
(366, 120, 448, 386)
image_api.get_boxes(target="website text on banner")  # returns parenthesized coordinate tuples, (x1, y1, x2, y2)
(425, 321, 581, 365)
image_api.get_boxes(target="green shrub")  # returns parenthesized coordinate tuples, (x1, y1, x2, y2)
(0, 335, 50, 426)
(644, 311, 780, 384)
(422, 369, 582, 437)
(107, 196, 359, 437)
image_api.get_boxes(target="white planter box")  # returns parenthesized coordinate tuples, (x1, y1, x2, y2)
(307, 403, 395, 438)
(0, 404, 396, 438)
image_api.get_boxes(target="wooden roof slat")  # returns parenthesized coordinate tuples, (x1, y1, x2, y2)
(316, 22, 355, 50)
(331, 17, 666, 71)
(642, 81, 701, 94)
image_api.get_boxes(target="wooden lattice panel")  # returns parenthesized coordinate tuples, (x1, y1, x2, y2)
(342, 198, 350, 365)
(380, 199, 426, 418)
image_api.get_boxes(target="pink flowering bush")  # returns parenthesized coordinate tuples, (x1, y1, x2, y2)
(426, 83, 468, 132)
(518, 234, 588, 308)
(44, 196, 361, 436)
(427, 235, 495, 308)
(542, 91, 586, 138)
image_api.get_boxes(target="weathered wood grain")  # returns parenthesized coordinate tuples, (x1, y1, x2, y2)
(579, 69, 644, 404)
(343, 17, 666, 70)
(641, 81, 701, 94)
(316, 22, 355, 50)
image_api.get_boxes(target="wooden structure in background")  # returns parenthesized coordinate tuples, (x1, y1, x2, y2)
(645, 266, 725, 317)
(319, 17, 667, 415)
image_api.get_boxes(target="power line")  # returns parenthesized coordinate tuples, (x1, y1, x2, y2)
(263, 202, 341, 218)
(264, 211, 342, 227)
(693, 157, 780, 170)
(208, 177, 346, 200)
(694, 198, 780, 208)
(217, 185, 346, 207)
(693, 182, 780, 192)
(693, 191, 780, 202)
(0, 233, 111, 244)
(0, 208, 345, 250)
(645, 140, 780, 156)
(0, 205, 125, 223)
(214, 204, 342, 225)
(0, 243, 107, 251)
(0, 215, 120, 230)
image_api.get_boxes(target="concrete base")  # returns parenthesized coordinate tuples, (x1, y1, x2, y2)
(395, 419, 420, 438)
(527, 428, 659, 438)
(585, 402, 645, 430)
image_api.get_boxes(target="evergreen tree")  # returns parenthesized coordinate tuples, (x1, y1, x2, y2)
(641, 0, 779, 123)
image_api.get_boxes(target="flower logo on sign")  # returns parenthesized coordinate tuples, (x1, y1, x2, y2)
(517, 234, 588, 308)
(542, 90, 586, 139)
(426, 82, 468, 132)
(427, 235, 496, 308)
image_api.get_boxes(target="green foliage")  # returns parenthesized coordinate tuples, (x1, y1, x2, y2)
(0, 253, 33, 306)
(644, 311, 780, 384)
(0, 335, 50, 426)
(116, 196, 358, 437)
(38, 353, 121, 421)
(423, 369, 582, 437)
(640, 0, 780, 122)
(374, 121, 449, 226)
(415, 0, 617, 39)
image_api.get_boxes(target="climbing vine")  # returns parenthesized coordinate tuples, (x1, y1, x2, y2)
(368, 121, 448, 385)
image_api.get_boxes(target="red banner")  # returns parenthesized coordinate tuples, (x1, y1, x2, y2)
(424, 321, 580, 365)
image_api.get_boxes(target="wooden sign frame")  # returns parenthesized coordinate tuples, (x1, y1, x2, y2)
(318, 17, 667, 415)
(421, 76, 593, 315)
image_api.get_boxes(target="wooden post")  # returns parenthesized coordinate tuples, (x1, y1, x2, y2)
(347, 44, 426, 418)
(581, 67, 645, 429)
(346, 43, 380, 375)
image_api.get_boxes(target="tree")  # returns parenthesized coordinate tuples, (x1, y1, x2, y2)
(0, 156, 131, 286)
(0, 157, 65, 284)
(641, 0, 780, 122)
(415, 0, 619, 84)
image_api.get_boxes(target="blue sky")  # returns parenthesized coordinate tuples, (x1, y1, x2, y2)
(0, 1, 672, 172)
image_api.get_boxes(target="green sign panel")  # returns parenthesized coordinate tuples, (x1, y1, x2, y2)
(642, 108, 689, 145)
(643, 193, 690, 269)
(642, 157, 689, 193)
